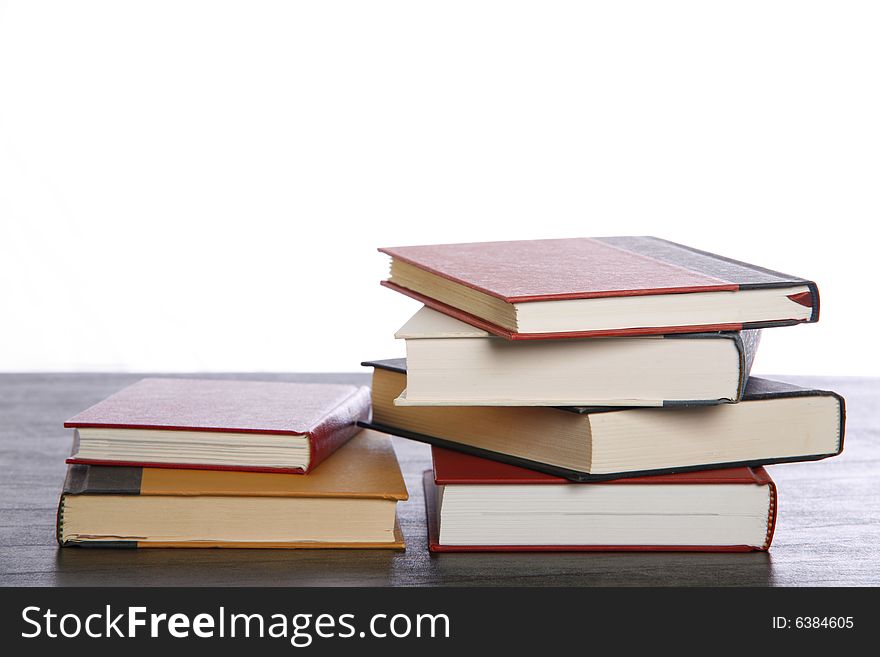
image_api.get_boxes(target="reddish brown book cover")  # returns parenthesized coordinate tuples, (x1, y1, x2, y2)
(380, 236, 819, 339)
(426, 447, 777, 553)
(64, 378, 371, 473)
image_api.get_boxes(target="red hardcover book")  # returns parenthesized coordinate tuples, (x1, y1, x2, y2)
(379, 236, 818, 339)
(65, 378, 371, 474)
(425, 447, 777, 552)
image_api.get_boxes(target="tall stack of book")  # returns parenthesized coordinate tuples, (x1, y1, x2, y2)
(365, 237, 845, 552)
(56, 378, 408, 548)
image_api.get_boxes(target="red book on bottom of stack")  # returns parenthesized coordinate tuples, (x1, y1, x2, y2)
(424, 447, 777, 553)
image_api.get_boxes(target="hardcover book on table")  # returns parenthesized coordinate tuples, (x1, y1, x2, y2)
(58, 430, 408, 549)
(389, 306, 759, 406)
(64, 378, 371, 474)
(363, 358, 845, 482)
(379, 236, 819, 340)
(425, 447, 777, 552)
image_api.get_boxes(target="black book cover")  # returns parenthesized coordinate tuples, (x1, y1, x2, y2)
(361, 358, 845, 482)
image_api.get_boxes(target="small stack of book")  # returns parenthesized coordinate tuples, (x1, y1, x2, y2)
(57, 378, 408, 548)
(366, 237, 845, 552)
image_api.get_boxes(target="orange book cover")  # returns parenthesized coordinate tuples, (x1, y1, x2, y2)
(58, 430, 408, 549)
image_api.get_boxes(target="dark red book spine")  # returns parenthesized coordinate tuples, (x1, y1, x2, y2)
(305, 386, 372, 472)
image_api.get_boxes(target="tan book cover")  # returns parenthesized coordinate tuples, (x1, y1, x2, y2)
(58, 430, 408, 549)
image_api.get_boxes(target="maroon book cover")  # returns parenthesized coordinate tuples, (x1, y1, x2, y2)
(380, 236, 818, 339)
(426, 447, 777, 553)
(64, 378, 371, 473)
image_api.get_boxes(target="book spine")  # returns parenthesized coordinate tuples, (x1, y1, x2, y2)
(597, 237, 820, 324)
(740, 329, 761, 381)
(764, 480, 778, 550)
(599, 236, 815, 288)
(751, 468, 779, 550)
(305, 386, 372, 472)
(735, 329, 762, 398)
(55, 495, 65, 546)
(61, 463, 143, 495)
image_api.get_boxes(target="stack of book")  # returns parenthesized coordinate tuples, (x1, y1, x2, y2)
(365, 237, 845, 552)
(56, 378, 408, 548)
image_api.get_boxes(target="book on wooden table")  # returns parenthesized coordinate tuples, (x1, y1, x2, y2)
(387, 306, 760, 406)
(379, 236, 818, 340)
(424, 447, 777, 552)
(362, 358, 845, 482)
(57, 429, 407, 549)
(64, 377, 370, 473)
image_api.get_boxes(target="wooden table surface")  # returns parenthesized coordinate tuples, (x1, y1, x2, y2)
(1, 373, 877, 587)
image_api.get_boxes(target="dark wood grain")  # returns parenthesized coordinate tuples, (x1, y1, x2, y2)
(1, 373, 877, 587)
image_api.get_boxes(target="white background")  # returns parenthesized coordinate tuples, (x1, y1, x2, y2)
(1, 1, 877, 375)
